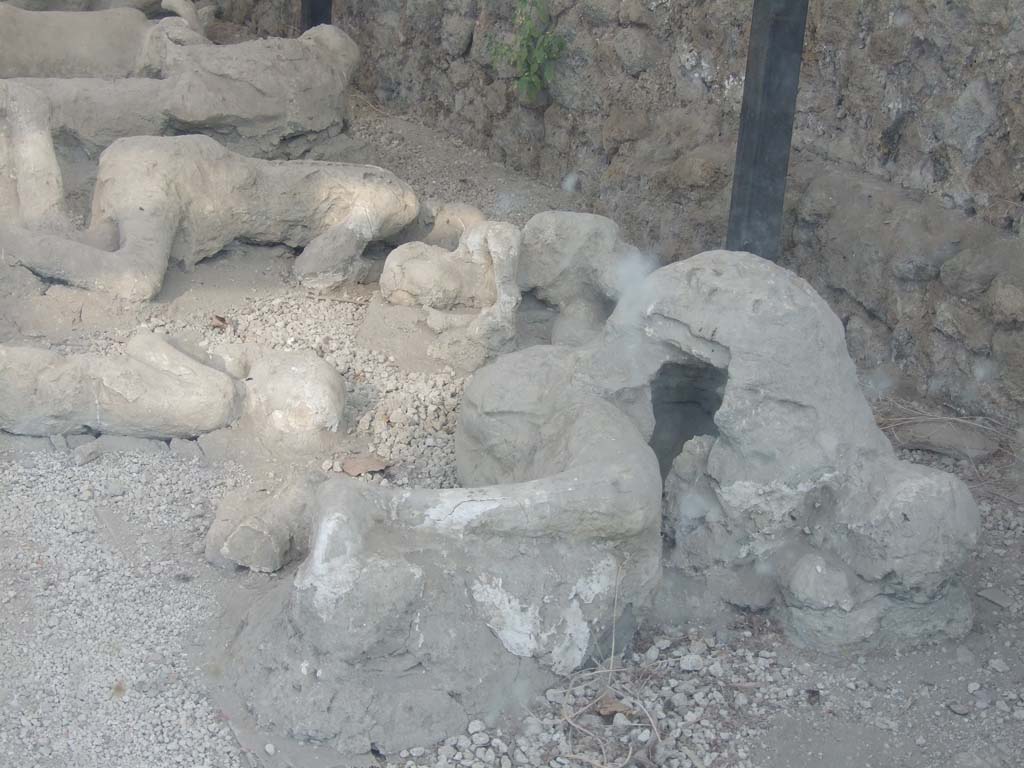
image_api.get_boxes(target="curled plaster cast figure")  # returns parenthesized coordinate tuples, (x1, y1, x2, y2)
(1, 134, 419, 299)
(3, 14, 359, 154)
(387, 199, 487, 251)
(383, 221, 522, 366)
(357, 221, 523, 373)
(381, 226, 505, 310)
(219, 250, 979, 760)
(581, 250, 980, 647)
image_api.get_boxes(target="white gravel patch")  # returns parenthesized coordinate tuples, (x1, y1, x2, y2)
(0, 449, 249, 768)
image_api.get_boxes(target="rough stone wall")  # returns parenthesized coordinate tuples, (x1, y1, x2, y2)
(324, 1, 1023, 251)
(788, 172, 1024, 420)
(231, 0, 1024, 419)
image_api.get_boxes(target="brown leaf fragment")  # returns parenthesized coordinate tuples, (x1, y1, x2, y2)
(595, 691, 634, 718)
(341, 453, 389, 476)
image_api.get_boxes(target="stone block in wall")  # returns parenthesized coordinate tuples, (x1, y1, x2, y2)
(443, 0, 477, 14)
(447, 59, 475, 87)
(601, 105, 649, 152)
(794, 174, 976, 326)
(579, 0, 618, 26)
(544, 103, 575, 153)
(934, 300, 994, 354)
(946, 79, 999, 165)
(669, 36, 716, 105)
(546, 22, 605, 113)
(482, 80, 508, 114)
(613, 27, 660, 76)
(451, 89, 489, 136)
(477, 0, 514, 21)
(844, 315, 892, 369)
(993, 330, 1024, 401)
(665, 144, 732, 194)
(985, 278, 1024, 326)
(491, 106, 545, 171)
(619, 0, 655, 27)
(441, 15, 475, 57)
(221, 0, 300, 37)
(788, 168, 1024, 417)
(925, 331, 1000, 417)
(941, 239, 1024, 299)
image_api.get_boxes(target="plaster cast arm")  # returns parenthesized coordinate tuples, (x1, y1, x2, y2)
(295, 457, 659, 599)
(313, 454, 658, 542)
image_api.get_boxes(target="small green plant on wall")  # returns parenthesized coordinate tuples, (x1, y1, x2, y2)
(489, 0, 566, 104)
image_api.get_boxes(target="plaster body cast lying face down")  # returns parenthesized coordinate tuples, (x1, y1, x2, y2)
(0, 1, 204, 81)
(1, 134, 419, 300)
(1, 9, 360, 156)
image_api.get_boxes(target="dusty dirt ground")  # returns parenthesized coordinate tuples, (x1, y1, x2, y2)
(1, 99, 1022, 768)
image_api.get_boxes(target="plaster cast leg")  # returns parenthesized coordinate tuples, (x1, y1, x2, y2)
(0, 82, 68, 230)
(2, 210, 177, 300)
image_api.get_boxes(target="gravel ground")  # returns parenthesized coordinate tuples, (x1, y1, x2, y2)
(0, 449, 250, 768)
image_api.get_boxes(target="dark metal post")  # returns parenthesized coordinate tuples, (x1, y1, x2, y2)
(725, 0, 810, 262)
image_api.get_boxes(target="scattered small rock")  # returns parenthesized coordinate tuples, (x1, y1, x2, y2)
(679, 653, 704, 672)
(988, 658, 1010, 673)
(978, 588, 1014, 609)
(341, 452, 389, 477)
